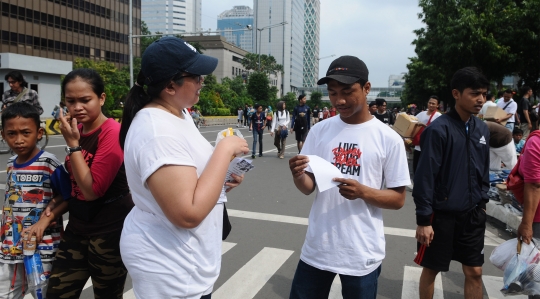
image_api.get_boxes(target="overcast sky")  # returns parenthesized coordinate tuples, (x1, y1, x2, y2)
(201, 0, 423, 87)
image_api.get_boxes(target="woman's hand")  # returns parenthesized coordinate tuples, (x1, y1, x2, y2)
(58, 108, 80, 147)
(218, 136, 249, 157)
(225, 174, 244, 192)
(21, 219, 51, 244)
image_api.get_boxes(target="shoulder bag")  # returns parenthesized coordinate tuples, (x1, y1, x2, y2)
(412, 112, 436, 146)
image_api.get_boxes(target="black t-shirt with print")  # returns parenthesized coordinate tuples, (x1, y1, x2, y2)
(374, 110, 394, 125)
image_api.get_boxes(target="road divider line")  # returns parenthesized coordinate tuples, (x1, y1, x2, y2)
(402, 266, 444, 299)
(328, 275, 342, 299)
(213, 247, 293, 299)
(226, 209, 506, 246)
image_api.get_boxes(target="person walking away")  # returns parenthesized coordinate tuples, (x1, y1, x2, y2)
(496, 89, 518, 131)
(243, 104, 249, 127)
(291, 95, 311, 153)
(486, 121, 517, 171)
(288, 56, 410, 299)
(329, 106, 337, 117)
(412, 96, 442, 174)
(0, 103, 71, 298)
(517, 86, 534, 139)
(250, 104, 266, 158)
(270, 101, 290, 159)
(49, 102, 66, 135)
(47, 69, 134, 299)
(2, 71, 43, 115)
(247, 105, 255, 131)
(322, 107, 330, 120)
(478, 93, 497, 120)
(514, 128, 526, 153)
(312, 105, 320, 124)
(373, 98, 394, 126)
(414, 67, 490, 299)
(266, 106, 273, 132)
(237, 107, 243, 127)
(118, 37, 248, 298)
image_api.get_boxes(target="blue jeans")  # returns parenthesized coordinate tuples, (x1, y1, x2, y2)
(289, 260, 381, 299)
(252, 129, 263, 155)
(201, 294, 211, 299)
(505, 122, 514, 131)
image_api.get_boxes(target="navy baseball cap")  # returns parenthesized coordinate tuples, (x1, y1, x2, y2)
(141, 37, 218, 85)
(317, 56, 369, 85)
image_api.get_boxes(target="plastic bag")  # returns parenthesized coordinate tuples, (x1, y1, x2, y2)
(491, 238, 540, 296)
(215, 128, 244, 145)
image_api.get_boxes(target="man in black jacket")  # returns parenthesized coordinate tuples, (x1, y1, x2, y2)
(413, 67, 490, 299)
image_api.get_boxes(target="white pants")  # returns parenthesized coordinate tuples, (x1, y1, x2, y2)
(489, 141, 518, 171)
(0, 262, 52, 299)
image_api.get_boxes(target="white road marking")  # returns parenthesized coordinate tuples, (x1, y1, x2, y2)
(227, 209, 506, 246)
(482, 275, 527, 299)
(401, 266, 444, 299)
(328, 275, 342, 299)
(221, 241, 237, 255)
(212, 247, 293, 299)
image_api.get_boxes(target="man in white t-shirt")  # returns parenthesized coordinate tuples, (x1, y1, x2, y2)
(496, 89, 518, 131)
(478, 93, 497, 119)
(288, 56, 410, 299)
(412, 96, 442, 174)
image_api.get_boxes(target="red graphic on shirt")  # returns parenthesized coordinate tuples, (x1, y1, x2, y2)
(332, 143, 361, 175)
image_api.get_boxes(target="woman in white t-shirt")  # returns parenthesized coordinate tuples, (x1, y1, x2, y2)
(118, 37, 249, 299)
(270, 101, 290, 159)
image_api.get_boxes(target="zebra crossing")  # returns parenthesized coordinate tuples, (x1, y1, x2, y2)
(18, 210, 520, 299)
(67, 240, 524, 299)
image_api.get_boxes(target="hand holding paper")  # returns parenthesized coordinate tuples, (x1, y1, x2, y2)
(305, 155, 344, 192)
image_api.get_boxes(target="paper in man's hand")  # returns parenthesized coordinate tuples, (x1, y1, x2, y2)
(305, 155, 344, 192)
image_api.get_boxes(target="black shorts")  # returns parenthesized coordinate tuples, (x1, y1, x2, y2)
(295, 129, 307, 141)
(414, 206, 486, 272)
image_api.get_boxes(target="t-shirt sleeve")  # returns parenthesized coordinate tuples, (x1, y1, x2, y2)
(383, 138, 411, 188)
(520, 136, 540, 183)
(90, 122, 125, 197)
(138, 135, 196, 186)
(508, 102, 517, 114)
(50, 165, 72, 200)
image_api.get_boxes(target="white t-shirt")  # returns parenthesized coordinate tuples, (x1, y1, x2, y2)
(413, 110, 442, 151)
(271, 110, 290, 131)
(120, 108, 226, 298)
(299, 116, 411, 276)
(480, 101, 497, 116)
(497, 99, 518, 123)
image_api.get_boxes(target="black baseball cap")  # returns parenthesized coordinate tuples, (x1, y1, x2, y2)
(141, 37, 218, 85)
(317, 55, 369, 85)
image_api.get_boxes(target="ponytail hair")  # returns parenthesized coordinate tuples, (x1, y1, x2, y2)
(119, 71, 152, 149)
(119, 71, 185, 149)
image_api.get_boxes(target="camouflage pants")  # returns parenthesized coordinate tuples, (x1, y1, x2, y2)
(46, 229, 127, 299)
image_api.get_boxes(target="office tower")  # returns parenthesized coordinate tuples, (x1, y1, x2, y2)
(303, 0, 320, 87)
(254, 0, 304, 94)
(142, 0, 201, 34)
(217, 6, 253, 53)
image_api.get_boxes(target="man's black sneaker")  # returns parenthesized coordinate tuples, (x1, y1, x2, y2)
(251, 155, 256, 159)
(259, 154, 263, 157)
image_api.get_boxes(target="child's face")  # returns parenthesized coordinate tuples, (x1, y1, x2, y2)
(513, 133, 523, 143)
(64, 78, 105, 126)
(1, 117, 43, 160)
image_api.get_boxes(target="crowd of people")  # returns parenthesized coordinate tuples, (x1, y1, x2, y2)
(0, 37, 539, 299)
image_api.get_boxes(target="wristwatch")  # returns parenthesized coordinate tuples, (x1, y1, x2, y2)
(65, 146, 82, 155)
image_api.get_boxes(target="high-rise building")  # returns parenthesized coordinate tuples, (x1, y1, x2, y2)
(217, 6, 253, 53)
(303, 0, 320, 87)
(254, 0, 304, 95)
(0, 0, 141, 114)
(142, 0, 201, 34)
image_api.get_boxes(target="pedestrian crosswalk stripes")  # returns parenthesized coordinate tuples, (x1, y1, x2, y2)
(401, 266, 443, 299)
(213, 247, 294, 298)
(25, 240, 516, 299)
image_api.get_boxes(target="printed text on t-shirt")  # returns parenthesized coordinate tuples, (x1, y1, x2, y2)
(332, 142, 361, 175)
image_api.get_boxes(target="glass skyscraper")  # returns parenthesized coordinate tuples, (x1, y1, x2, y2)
(217, 6, 254, 53)
(142, 0, 201, 34)
(303, 0, 320, 87)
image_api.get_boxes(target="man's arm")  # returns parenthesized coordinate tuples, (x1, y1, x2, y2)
(333, 179, 405, 209)
(518, 182, 540, 244)
(289, 155, 316, 195)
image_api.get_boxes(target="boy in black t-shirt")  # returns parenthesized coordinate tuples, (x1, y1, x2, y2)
(373, 98, 394, 125)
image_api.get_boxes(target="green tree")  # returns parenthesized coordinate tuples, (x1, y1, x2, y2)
(247, 72, 271, 106)
(73, 58, 129, 115)
(308, 91, 323, 108)
(241, 53, 283, 74)
(402, 0, 540, 107)
(281, 92, 298, 113)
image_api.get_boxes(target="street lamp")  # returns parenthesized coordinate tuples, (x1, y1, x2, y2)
(256, 22, 287, 72)
(318, 54, 336, 61)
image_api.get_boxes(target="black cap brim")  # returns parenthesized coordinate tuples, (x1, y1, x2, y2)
(317, 75, 361, 85)
(185, 54, 219, 75)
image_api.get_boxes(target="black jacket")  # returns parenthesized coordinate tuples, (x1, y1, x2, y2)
(413, 109, 490, 226)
